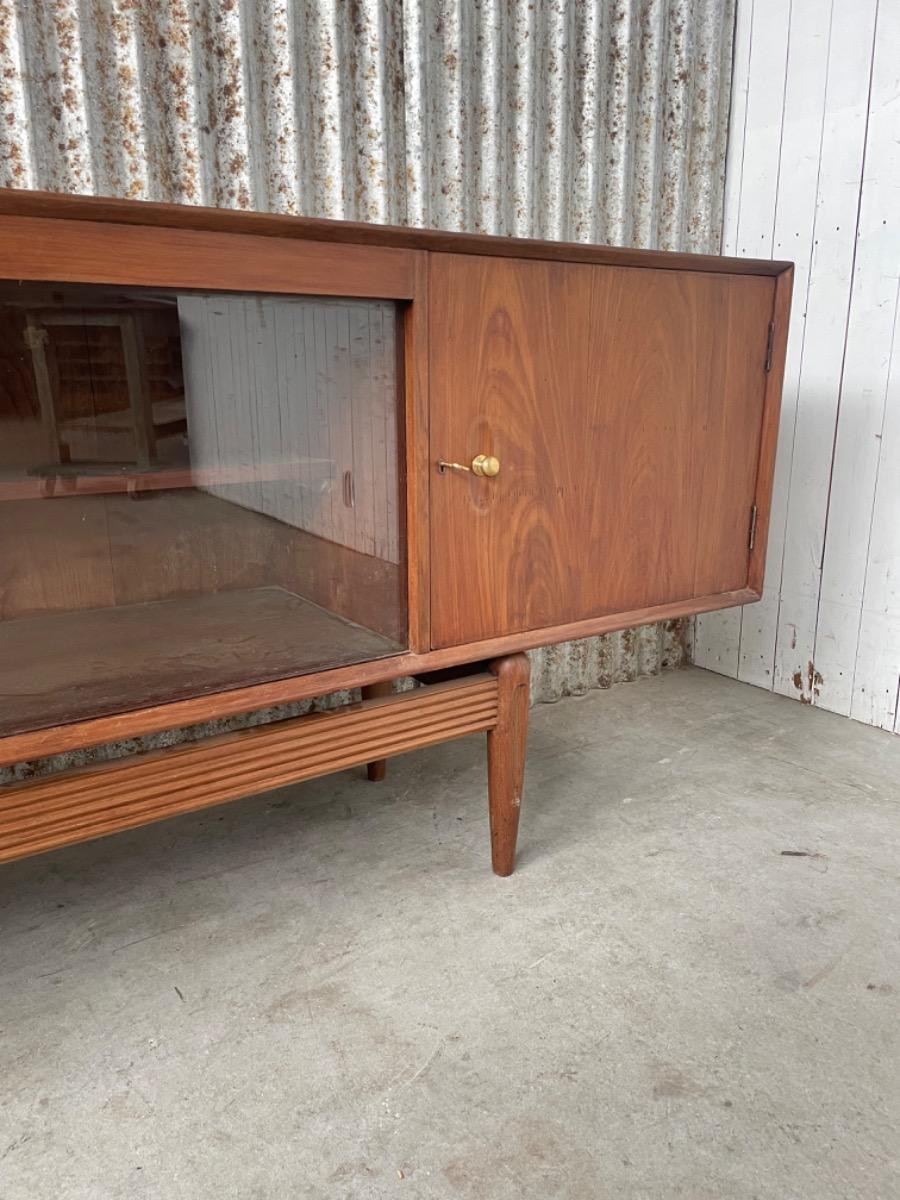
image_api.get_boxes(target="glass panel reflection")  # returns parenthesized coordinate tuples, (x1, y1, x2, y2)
(0, 283, 406, 736)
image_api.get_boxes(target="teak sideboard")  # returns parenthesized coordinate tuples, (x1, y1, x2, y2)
(0, 191, 793, 875)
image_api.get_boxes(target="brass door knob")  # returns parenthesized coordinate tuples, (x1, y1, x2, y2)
(438, 454, 501, 477)
(471, 454, 500, 477)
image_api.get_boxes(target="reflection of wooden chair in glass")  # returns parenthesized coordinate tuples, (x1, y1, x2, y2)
(23, 308, 185, 477)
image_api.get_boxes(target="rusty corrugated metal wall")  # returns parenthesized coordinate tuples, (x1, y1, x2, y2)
(0, 0, 733, 764)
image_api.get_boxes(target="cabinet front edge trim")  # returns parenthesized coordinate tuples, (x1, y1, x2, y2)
(0, 190, 793, 279)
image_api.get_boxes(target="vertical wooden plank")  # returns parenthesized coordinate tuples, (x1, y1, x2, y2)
(324, 303, 343, 545)
(735, 0, 832, 688)
(235, 297, 261, 516)
(375, 300, 398, 562)
(283, 298, 312, 533)
(405, 252, 430, 653)
(252, 297, 284, 525)
(380, 303, 400, 566)
(206, 296, 235, 508)
(348, 302, 377, 556)
(224, 299, 246, 507)
(367, 302, 390, 562)
(718, 0, 754, 257)
(693, 0, 790, 675)
(208, 298, 234, 505)
(310, 301, 333, 543)
(851, 284, 900, 731)
(198, 296, 223, 500)
(179, 296, 203, 465)
(725, 0, 790, 261)
(693, 609, 742, 676)
(246, 297, 268, 519)
(772, 0, 877, 703)
(331, 304, 357, 551)
(813, 3, 900, 716)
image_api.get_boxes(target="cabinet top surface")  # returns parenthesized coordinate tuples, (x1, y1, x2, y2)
(0, 188, 793, 279)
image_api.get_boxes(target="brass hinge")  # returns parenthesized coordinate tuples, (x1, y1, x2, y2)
(764, 321, 775, 372)
(748, 503, 759, 552)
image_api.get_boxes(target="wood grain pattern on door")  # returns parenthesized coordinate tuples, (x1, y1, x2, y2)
(429, 254, 775, 648)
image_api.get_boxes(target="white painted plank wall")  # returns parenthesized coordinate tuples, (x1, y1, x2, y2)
(178, 295, 401, 565)
(695, 0, 900, 734)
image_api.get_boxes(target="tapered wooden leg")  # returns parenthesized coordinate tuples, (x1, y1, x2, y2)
(487, 653, 530, 876)
(361, 680, 393, 780)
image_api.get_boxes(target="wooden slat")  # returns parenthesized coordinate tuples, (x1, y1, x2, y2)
(735, 0, 831, 688)
(771, 0, 878, 704)
(0, 674, 499, 864)
(691, 0, 793, 677)
(814, 1, 900, 720)
(2, 705, 500, 839)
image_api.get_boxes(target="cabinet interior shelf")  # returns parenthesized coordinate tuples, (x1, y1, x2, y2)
(0, 587, 402, 738)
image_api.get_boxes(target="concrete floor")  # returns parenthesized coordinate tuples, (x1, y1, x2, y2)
(1, 668, 899, 1200)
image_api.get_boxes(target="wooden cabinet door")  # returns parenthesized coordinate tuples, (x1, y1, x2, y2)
(428, 253, 776, 649)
